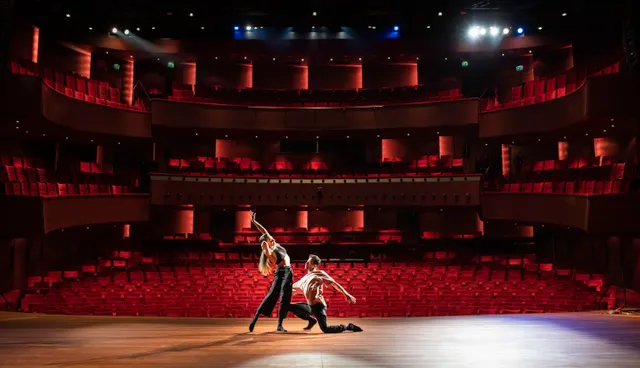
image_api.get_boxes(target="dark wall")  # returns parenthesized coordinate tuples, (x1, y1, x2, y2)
(196, 60, 252, 88)
(308, 64, 362, 90)
(91, 52, 126, 88)
(39, 42, 91, 77)
(135, 59, 167, 94)
(362, 62, 418, 89)
(253, 63, 308, 90)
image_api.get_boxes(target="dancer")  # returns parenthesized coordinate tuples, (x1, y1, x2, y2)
(248, 210, 293, 332)
(288, 254, 363, 333)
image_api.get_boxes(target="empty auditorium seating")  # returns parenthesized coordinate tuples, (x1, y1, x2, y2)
(1, 155, 132, 197)
(11, 61, 148, 112)
(20, 251, 607, 318)
(164, 155, 466, 177)
(483, 61, 621, 112)
(500, 158, 628, 195)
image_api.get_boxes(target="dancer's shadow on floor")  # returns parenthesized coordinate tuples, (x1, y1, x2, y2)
(50, 331, 321, 366)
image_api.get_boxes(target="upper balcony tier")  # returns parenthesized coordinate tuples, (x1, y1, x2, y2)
(2, 66, 638, 137)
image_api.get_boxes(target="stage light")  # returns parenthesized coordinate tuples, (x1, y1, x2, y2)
(562, 13, 567, 16)
(273, 58, 276, 60)
(461, 61, 469, 67)
(479, 27, 487, 35)
(313, 11, 317, 16)
(468, 27, 479, 38)
(111, 27, 118, 33)
(426, 25, 431, 29)
(490, 27, 498, 36)
(245, 25, 252, 31)
(189, 13, 194, 17)
(167, 61, 174, 68)
(124, 29, 130, 35)
(234, 26, 239, 31)
(538, 26, 542, 30)
(89, 27, 93, 30)
(438, 12, 442, 16)
(529, 50, 532, 53)
(151, 26, 155, 30)
(201, 26, 205, 30)
(66, 14, 70, 18)
(393, 25, 399, 31)
(253, 26, 258, 30)
(503, 28, 509, 34)
(301, 58, 304, 61)
(312, 26, 315, 30)
(517, 27, 523, 34)
(136, 27, 141, 31)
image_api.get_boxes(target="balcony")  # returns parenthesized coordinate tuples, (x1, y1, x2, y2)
(150, 98, 480, 131)
(482, 192, 640, 234)
(1, 74, 152, 138)
(150, 173, 482, 207)
(0, 194, 150, 237)
(479, 73, 640, 138)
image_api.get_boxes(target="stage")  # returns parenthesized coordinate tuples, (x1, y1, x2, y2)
(1, 312, 639, 367)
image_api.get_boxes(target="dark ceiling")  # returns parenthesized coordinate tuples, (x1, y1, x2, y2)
(11, 0, 625, 42)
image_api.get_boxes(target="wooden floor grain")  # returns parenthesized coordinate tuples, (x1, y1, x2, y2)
(1, 312, 639, 367)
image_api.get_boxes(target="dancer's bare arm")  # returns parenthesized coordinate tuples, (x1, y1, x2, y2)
(250, 211, 271, 238)
(330, 281, 356, 304)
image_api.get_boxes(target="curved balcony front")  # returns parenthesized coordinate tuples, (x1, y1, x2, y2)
(0, 194, 150, 237)
(0, 74, 152, 138)
(479, 73, 640, 138)
(150, 174, 482, 207)
(151, 98, 480, 131)
(482, 192, 640, 234)
(41, 81, 152, 138)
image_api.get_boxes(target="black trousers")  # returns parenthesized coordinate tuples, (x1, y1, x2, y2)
(254, 266, 293, 325)
(288, 302, 346, 333)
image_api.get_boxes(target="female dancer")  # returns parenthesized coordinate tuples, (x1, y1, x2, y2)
(248, 210, 293, 332)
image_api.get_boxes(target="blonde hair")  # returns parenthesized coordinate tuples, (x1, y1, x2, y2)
(258, 242, 273, 276)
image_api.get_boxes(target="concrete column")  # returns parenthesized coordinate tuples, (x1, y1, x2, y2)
(96, 146, 104, 166)
(295, 206, 308, 230)
(235, 206, 252, 232)
(181, 62, 196, 89)
(175, 205, 194, 235)
(439, 136, 454, 157)
(122, 224, 130, 238)
(123, 60, 134, 105)
(501, 144, 511, 177)
(558, 141, 569, 161)
(594, 137, 619, 158)
(381, 139, 408, 161)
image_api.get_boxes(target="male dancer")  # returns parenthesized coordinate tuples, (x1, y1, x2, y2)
(288, 255, 363, 333)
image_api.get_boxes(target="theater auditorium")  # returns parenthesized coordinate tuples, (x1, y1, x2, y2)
(1, 0, 640, 367)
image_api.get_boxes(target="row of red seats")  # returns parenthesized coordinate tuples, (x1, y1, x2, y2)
(484, 61, 620, 111)
(523, 158, 620, 173)
(499, 180, 627, 194)
(3, 181, 129, 196)
(21, 254, 607, 317)
(172, 84, 465, 107)
(79, 162, 114, 174)
(511, 162, 625, 185)
(0, 155, 45, 169)
(10, 60, 147, 112)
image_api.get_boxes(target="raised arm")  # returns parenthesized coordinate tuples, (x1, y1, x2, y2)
(330, 280, 356, 304)
(250, 211, 271, 238)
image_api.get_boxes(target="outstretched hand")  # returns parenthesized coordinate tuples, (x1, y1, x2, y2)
(346, 294, 356, 304)
(250, 210, 256, 222)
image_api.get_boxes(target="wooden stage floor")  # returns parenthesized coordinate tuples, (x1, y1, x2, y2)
(1, 312, 639, 367)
